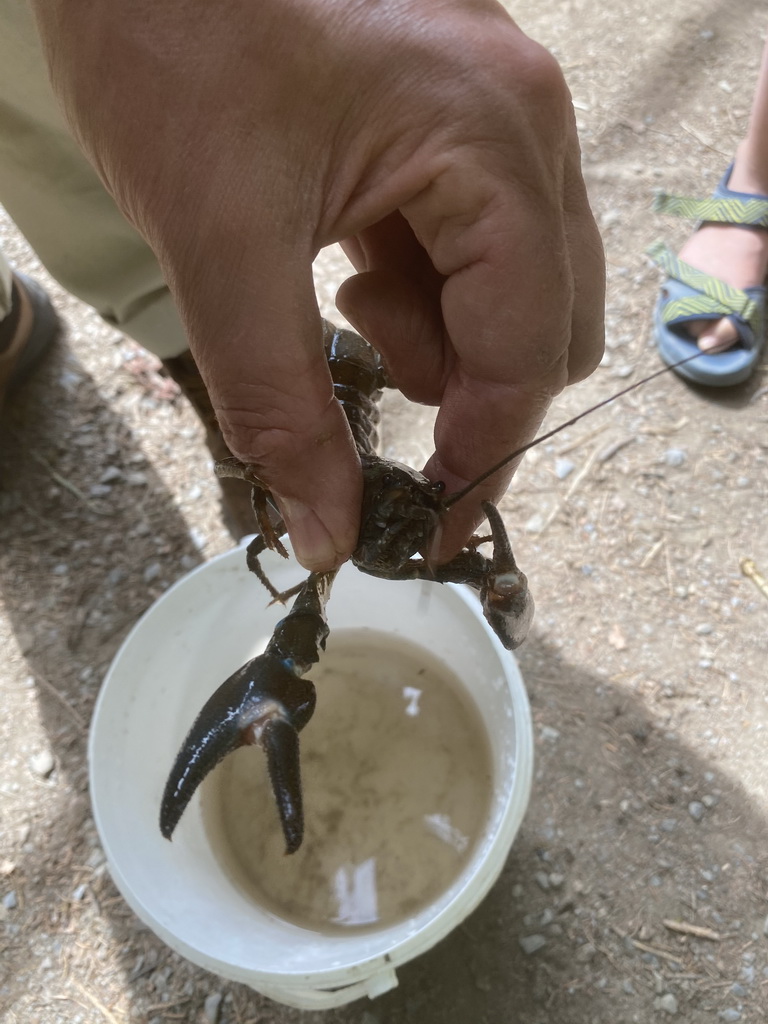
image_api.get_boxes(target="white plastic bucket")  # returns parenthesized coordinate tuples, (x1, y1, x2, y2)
(89, 541, 533, 1010)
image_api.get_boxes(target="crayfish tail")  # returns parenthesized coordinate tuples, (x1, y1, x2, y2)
(261, 716, 304, 854)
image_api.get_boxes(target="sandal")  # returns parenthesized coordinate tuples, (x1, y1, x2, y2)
(0, 272, 60, 410)
(649, 166, 768, 387)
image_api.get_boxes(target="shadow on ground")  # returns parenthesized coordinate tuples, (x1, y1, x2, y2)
(2, 339, 766, 1023)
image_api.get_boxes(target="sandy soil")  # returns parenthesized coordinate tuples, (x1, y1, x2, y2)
(2, 1, 768, 1022)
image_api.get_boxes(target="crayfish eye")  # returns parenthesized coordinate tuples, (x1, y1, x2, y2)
(381, 472, 396, 488)
(431, 480, 446, 494)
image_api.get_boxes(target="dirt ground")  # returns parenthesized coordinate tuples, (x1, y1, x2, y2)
(3, 1, 768, 1021)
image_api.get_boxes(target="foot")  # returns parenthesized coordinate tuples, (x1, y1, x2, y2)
(677, 160, 768, 352)
(0, 273, 60, 410)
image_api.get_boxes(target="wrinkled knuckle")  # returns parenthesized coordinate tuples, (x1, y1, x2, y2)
(514, 43, 569, 112)
(217, 409, 296, 469)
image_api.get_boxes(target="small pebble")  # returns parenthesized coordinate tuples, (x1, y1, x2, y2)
(664, 448, 687, 467)
(554, 457, 576, 480)
(203, 992, 223, 1024)
(548, 872, 565, 889)
(718, 1011, 741, 1023)
(525, 513, 546, 534)
(190, 527, 207, 550)
(143, 562, 162, 584)
(99, 466, 123, 483)
(575, 942, 596, 963)
(2, 891, 17, 910)
(29, 750, 55, 778)
(661, 818, 678, 833)
(540, 726, 560, 742)
(600, 209, 622, 229)
(654, 993, 679, 1015)
(519, 934, 547, 955)
(688, 801, 705, 822)
(535, 871, 550, 891)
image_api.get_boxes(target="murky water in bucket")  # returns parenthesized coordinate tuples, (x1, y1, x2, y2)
(202, 629, 493, 932)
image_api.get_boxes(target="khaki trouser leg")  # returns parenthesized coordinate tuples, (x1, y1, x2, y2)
(0, 0, 188, 358)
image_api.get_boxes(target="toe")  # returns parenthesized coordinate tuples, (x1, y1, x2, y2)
(692, 317, 740, 353)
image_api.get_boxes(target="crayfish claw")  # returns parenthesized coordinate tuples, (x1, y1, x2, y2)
(260, 715, 304, 854)
(478, 501, 535, 650)
(159, 654, 316, 845)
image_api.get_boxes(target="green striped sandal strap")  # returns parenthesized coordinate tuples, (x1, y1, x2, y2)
(652, 191, 768, 227)
(647, 241, 761, 328)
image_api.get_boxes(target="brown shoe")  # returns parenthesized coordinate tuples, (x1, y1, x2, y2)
(0, 273, 60, 411)
(161, 349, 257, 540)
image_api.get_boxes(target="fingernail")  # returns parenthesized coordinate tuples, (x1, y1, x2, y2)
(698, 335, 720, 352)
(274, 495, 340, 571)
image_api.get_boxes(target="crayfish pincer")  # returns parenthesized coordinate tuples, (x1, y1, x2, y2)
(159, 321, 535, 854)
(160, 571, 335, 853)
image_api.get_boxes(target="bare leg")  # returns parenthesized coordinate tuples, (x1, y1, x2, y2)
(677, 39, 768, 352)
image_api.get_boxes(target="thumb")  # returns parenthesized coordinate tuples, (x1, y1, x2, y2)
(181, 261, 362, 572)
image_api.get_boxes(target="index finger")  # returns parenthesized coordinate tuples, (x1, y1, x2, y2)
(405, 162, 604, 554)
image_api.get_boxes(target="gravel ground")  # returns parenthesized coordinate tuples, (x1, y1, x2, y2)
(2, 1, 768, 1022)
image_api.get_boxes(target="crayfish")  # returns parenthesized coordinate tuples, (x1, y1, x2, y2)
(160, 321, 695, 853)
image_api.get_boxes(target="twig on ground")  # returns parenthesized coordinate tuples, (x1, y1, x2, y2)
(663, 919, 721, 942)
(741, 558, 768, 601)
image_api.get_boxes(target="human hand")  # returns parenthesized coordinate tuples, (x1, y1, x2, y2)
(31, 0, 604, 567)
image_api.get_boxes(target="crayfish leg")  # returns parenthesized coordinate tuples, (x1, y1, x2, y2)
(246, 535, 289, 601)
(250, 486, 288, 559)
